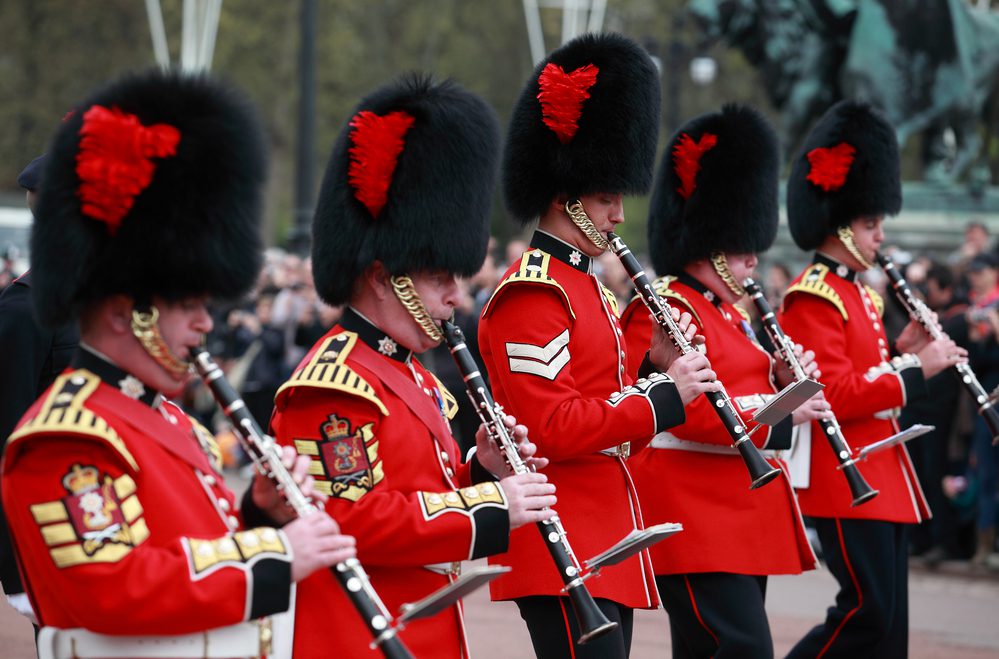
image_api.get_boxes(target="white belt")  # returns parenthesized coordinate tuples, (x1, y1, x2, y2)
(36, 620, 272, 659)
(425, 561, 462, 576)
(650, 432, 782, 458)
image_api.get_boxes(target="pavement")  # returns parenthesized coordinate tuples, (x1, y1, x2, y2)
(5, 560, 999, 658)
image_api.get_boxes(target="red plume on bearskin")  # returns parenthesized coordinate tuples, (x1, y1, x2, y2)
(672, 132, 717, 200)
(75, 105, 180, 234)
(805, 142, 856, 192)
(347, 110, 416, 218)
(537, 63, 599, 144)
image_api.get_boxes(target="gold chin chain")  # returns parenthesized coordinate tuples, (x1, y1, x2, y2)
(711, 252, 747, 297)
(565, 200, 610, 252)
(390, 275, 444, 343)
(131, 306, 190, 377)
(837, 226, 875, 270)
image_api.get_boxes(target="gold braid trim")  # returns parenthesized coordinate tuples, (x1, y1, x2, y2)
(710, 252, 746, 297)
(837, 226, 875, 270)
(131, 307, 189, 377)
(390, 275, 444, 343)
(565, 200, 610, 251)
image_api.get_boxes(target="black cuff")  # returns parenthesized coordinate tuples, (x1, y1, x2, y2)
(249, 555, 292, 619)
(899, 365, 928, 405)
(763, 415, 793, 450)
(647, 378, 685, 433)
(469, 500, 510, 560)
(469, 454, 496, 484)
(638, 351, 657, 379)
(240, 486, 282, 529)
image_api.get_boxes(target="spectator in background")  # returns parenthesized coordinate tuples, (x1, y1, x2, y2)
(764, 261, 792, 310)
(903, 261, 971, 565)
(965, 253, 999, 568)
(949, 220, 991, 276)
(0, 245, 20, 291)
(469, 238, 502, 316)
(504, 238, 529, 270)
(224, 292, 289, 433)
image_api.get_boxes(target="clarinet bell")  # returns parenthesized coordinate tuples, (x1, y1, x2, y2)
(843, 464, 879, 507)
(567, 585, 618, 644)
(737, 440, 781, 489)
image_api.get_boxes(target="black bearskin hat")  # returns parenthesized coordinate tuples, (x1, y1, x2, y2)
(787, 100, 901, 250)
(312, 74, 499, 306)
(648, 104, 780, 275)
(31, 69, 266, 327)
(503, 32, 660, 225)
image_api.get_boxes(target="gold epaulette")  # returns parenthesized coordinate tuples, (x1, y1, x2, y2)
(481, 249, 575, 319)
(429, 373, 460, 421)
(644, 275, 703, 326)
(785, 263, 848, 321)
(190, 416, 224, 472)
(7, 370, 138, 470)
(864, 285, 885, 318)
(276, 332, 389, 415)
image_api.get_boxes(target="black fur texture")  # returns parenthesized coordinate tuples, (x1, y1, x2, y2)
(787, 100, 901, 250)
(31, 69, 266, 327)
(502, 32, 660, 225)
(312, 74, 499, 306)
(649, 104, 780, 275)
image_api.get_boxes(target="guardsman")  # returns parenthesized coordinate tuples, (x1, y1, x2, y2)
(1, 69, 355, 656)
(780, 100, 961, 658)
(478, 33, 717, 658)
(270, 74, 557, 658)
(622, 105, 821, 658)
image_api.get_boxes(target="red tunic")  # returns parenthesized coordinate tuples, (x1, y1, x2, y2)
(1, 349, 292, 635)
(622, 274, 816, 576)
(271, 309, 511, 659)
(779, 254, 930, 522)
(478, 231, 685, 607)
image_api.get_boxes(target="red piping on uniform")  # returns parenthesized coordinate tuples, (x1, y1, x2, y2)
(559, 598, 578, 659)
(817, 519, 863, 657)
(684, 575, 720, 647)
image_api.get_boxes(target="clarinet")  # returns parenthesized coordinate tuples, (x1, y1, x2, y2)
(744, 278, 879, 506)
(440, 321, 618, 645)
(877, 253, 999, 443)
(606, 233, 781, 489)
(190, 348, 414, 659)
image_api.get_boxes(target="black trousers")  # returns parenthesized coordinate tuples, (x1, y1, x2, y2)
(656, 572, 773, 659)
(515, 595, 634, 659)
(786, 518, 909, 659)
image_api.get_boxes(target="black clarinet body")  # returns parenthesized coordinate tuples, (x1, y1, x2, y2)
(744, 278, 879, 506)
(190, 348, 414, 659)
(440, 321, 617, 645)
(877, 253, 999, 444)
(606, 233, 781, 489)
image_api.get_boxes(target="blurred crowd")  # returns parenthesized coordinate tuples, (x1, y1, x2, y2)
(7, 221, 991, 573)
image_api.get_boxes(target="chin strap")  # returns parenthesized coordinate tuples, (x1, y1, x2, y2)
(390, 275, 444, 343)
(565, 199, 610, 252)
(837, 226, 875, 270)
(710, 252, 747, 297)
(130, 306, 190, 377)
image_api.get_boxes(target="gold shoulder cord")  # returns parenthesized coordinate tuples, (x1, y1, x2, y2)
(130, 307, 190, 377)
(710, 252, 747, 297)
(390, 275, 444, 343)
(837, 226, 875, 270)
(565, 200, 610, 252)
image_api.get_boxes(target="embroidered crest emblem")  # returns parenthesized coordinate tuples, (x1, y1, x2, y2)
(311, 415, 383, 501)
(569, 250, 582, 266)
(377, 336, 398, 356)
(61, 464, 130, 555)
(118, 375, 146, 400)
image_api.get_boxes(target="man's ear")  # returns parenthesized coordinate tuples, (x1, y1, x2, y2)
(103, 295, 137, 336)
(362, 261, 392, 301)
(551, 195, 569, 212)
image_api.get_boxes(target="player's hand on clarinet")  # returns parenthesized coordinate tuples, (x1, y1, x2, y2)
(792, 391, 834, 425)
(917, 337, 967, 379)
(283, 513, 357, 582)
(475, 414, 550, 476)
(666, 351, 721, 406)
(500, 472, 557, 529)
(252, 446, 328, 525)
(648, 308, 705, 370)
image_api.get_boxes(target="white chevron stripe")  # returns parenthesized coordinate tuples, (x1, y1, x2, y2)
(504, 330, 570, 363)
(508, 346, 570, 380)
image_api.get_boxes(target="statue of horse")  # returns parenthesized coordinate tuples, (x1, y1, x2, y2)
(690, 0, 999, 185)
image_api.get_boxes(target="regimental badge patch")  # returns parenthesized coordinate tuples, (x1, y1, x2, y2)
(30, 464, 149, 568)
(294, 414, 383, 502)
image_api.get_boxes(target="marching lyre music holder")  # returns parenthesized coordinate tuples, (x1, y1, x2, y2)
(583, 523, 684, 576)
(749, 379, 825, 429)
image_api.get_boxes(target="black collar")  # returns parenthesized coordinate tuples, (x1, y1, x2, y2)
(72, 346, 163, 408)
(814, 252, 858, 282)
(341, 307, 413, 363)
(677, 272, 723, 308)
(530, 230, 592, 274)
